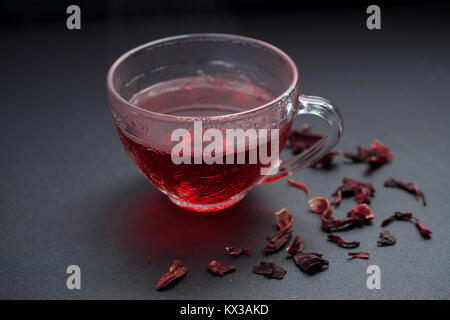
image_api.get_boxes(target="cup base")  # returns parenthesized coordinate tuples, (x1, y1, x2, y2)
(167, 193, 247, 212)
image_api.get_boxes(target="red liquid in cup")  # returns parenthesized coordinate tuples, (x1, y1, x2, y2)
(116, 75, 292, 210)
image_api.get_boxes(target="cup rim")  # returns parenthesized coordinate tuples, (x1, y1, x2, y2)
(106, 33, 299, 122)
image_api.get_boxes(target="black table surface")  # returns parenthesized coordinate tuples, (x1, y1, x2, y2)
(1, 7, 449, 299)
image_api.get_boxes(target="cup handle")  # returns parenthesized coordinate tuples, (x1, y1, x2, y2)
(262, 94, 344, 183)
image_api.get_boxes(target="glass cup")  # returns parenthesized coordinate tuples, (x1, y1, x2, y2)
(107, 34, 343, 212)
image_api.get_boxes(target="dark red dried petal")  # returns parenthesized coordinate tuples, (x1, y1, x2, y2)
(348, 252, 370, 259)
(384, 178, 427, 206)
(327, 234, 360, 248)
(293, 252, 329, 272)
(416, 220, 432, 238)
(309, 197, 332, 215)
(287, 179, 309, 195)
(332, 177, 375, 206)
(310, 197, 374, 231)
(252, 261, 287, 279)
(381, 212, 413, 226)
(264, 209, 293, 254)
(156, 260, 188, 291)
(207, 260, 237, 276)
(344, 139, 393, 166)
(381, 212, 431, 239)
(377, 230, 396, 246)
(321, 217, 356, 231)
(371, 139, 393, 159)
(225, 246, 252, 256)
(286, 234, 305, 256)
(346, 203, 374, 224)
(264, 226, 292, 254)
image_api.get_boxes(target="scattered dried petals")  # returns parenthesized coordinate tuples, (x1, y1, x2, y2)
(381, 212, 431, 239)
(264, 209, 293, 254)
(327, 234, 360, 248)
(377, 230, 396, 246)
(348, 252, 370, 259)
(287, 179, 310, 195)
(207, 260, 237, 276)
(384, 178, 427, 206)
(225, 246, 252, 257)
(332, 177, 375, 206)
(156, 260, 188, 291)
(252, 261, 286, 279)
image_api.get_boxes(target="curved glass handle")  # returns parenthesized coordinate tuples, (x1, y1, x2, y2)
(263, 94, 344, 183)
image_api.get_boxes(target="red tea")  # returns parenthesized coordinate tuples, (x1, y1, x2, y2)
(116, 75, 292, 210)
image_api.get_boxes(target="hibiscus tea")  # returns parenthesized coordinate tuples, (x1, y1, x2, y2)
(116, 75, 292, 210)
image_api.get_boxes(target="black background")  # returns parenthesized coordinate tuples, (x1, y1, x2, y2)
(0, 0, 449, 299)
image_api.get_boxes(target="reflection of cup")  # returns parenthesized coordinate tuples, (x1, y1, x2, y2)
(107, 34, 343, 212)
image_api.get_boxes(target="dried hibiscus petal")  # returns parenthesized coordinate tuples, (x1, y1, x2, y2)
(264, 208, 293, 254)
(348, 252, 370, 259)
(416, 220, 432, 238)
(286, 234, 328, 273)
(309, 197, 374, 231)
(377, 230, 396, 246)
(156, 260, 188, 291)
(346, 203, 374, 224)
(207, 260, 237, 276)
(252, 261, 286, 279)
(294, 252, 329, 272)
(287, 179, 309, 195)
(286, 234, 305, 256)
(381, 212, 431, 239)
(344, 139, 393, 166)
(327, 234, 360, 248)
(289, 124, 340, 168)
(332, 177, 375, 206)
(384, 178, 427, 206)
(381, 212, 413, 226)
(225, 246, 252, 257)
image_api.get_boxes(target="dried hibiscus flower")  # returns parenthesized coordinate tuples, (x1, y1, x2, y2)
(289, 124, 340, 168)
(331, 177, 375, 206)
(344, 139, 393, 166)
(264, 208, 293, 255)
(309, 197, 374, 231)
(252, 261, 286, 279)
(156, 260, 188, 291)
(225, 246, 252, 257)
(348, 252, 370, 259)
(287, 179, 309, 195)
(207, 260, 237, 276)
(384, 178, 427, 206)
(286, 234, 329, 273)
(377, 230, 396, 246)
(381, 212, 431, 238)
(327, 234, 360, 248)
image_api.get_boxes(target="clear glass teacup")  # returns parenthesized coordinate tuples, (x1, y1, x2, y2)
(107, 34, 343, 212)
